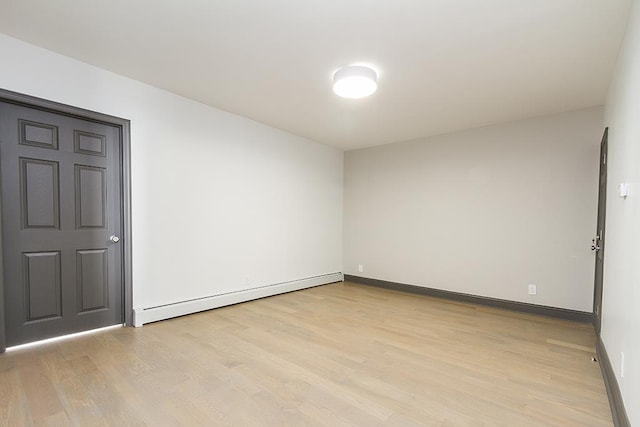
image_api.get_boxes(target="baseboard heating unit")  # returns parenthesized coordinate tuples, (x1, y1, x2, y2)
(133, 272, 343, 327)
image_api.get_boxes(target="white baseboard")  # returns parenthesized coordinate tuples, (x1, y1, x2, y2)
(132, 272, 343, 327)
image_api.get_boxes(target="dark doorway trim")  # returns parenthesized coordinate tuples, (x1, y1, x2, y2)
(0, 89, 133, 352)
(345, 275, 593, 323)
(593, 127, 608, 335)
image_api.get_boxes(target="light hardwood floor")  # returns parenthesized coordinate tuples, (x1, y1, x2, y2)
(0, 282, 612, 426)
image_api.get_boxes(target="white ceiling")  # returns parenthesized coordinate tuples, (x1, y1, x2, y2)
(0, 0, 632, 150)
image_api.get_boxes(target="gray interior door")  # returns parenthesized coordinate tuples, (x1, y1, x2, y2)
(0, 101, 123, 346)
(592, 128, 607, 335)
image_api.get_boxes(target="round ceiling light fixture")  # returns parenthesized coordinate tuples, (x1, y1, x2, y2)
(332, 65, 378, 99)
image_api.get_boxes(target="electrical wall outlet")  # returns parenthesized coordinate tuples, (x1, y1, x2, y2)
(358, 264, 364, 273)
(528, 284, 537, 295)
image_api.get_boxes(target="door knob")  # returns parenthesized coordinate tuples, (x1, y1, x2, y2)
(110, 235, 120, 243)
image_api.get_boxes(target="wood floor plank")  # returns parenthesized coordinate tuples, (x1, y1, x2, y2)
(18, 359, 65, 423)
(0, 282, 613, 425)
(0, 367, 32, 426)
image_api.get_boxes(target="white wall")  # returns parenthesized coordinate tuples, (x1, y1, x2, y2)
(602, 0, 640, 423)
(344, 108, 603, 312)
(0, 34, 343, 310)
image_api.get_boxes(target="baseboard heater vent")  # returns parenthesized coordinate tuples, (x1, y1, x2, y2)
(133, 272, 343, 327)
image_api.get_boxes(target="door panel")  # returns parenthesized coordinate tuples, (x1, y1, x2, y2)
(23, 251, 62, 321)
(19, 119, 58, 150)
(75, 165, 107, 228)
(77, 249, 109, 313)
(20, 158, 60, 229)
(74, 130, 106, 157)
(1, 101, 123, 346)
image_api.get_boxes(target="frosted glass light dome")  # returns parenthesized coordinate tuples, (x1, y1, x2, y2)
(332, 66, 378, 99)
